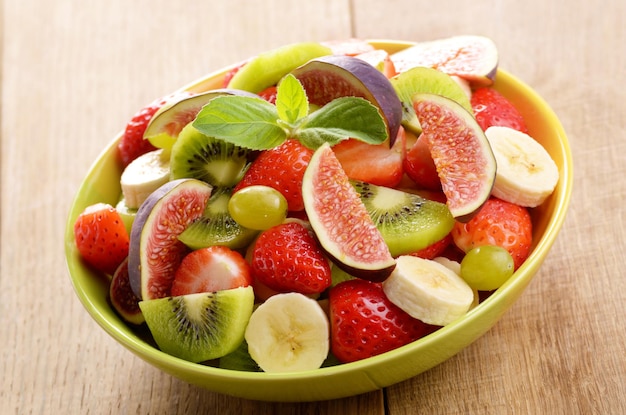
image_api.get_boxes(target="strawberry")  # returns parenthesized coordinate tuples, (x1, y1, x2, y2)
(170, 246, 251, 296)
(117, 92, 191, 167)
(329, 279, 434, 363)
(403, 133, 441, 190)
(410, 233, 453, 260)
(451, 197, 532, 270)
(332, 130, 405, 188)
(250, 222, 331, 295)
(470, 87, 529, 133)
(73, 203, 130, 276)
(258, 85, 278, 104)
(234, 139, 313, 211)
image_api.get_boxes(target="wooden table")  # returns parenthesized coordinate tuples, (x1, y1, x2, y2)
(2, 0, 625, 413)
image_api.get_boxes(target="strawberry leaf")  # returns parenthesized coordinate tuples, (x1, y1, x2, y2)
(193, 95, 286, 150)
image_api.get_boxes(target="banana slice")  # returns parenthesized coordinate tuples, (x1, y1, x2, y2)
(485, 126, 559, 207)
(382, 255, 474, 326)
(120, 149, 170, 209)
(244, 292, 329, 373)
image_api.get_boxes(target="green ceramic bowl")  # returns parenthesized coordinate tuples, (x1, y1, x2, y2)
(65, 40, 573, 402)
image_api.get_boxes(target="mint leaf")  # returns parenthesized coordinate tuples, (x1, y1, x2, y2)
(276, 74, 309, 125)
(296, 97, 388, 148)
(192, 95, 286, 150)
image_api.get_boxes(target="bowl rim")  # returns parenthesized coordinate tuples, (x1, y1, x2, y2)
(64, 38, 573, 398)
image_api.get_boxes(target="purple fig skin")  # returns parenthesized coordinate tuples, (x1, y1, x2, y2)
(109, 258, 144, 325)
(128, 178, 212, 299)
(291, 55, 403, 145)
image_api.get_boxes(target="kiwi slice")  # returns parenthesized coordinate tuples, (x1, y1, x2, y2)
(139, 286, 254, 363)
(170, 123, 251, 188)
(351, 180, 455, 257)
(390, 66, 473, 134)
(178, 187, 258, 250)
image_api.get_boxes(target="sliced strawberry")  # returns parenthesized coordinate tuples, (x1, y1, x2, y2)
(332, 129, 405, 188)
(329, 279, 435, 363)
(403, 133, 441, 190)
(73, 203, 130, 276)
(451, 197, 532, 269)
(258, 85, 277, 104)
(117, 91, 191, 167)
(234, 139, 313, 211)
(471, 87, 529, 133)
(250, 222, 331, 295)
(409, 233, 453, 260)
(170, 246, 251, 296)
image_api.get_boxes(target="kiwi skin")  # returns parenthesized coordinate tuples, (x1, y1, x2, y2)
(351, 180, 455, 257)
(170, 123, 251, 189)
(139, 286, 254, 363)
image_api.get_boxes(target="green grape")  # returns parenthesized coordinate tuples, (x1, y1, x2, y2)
(228, 185, 288, 230)
(460, 245, 514, 291)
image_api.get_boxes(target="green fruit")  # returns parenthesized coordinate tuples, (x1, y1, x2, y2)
(139, 286, 254, 363)
(177, 187, 258, 250)
(228, 185, 288, 231)
(460, 245, 514, 291)
(351, 180, 455, 257)
(170, 123, 251, 189)
(391, 66, 473, 134)
(413, 93, 497, 221)
(227, 42, 332, 93)
(115, 198, 136, 236)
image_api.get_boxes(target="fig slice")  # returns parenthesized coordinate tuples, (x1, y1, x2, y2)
(302, 142, 396, 282)
(390, 35, 498, 87)
(291, 55, 403, 145)
(109, 258, 144, 325)
(412, 93, 496, 222)
(128, 178, 213, 300)
(143, 89, 259, 150)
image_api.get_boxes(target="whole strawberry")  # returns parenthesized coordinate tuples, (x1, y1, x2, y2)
(250, 221, 331, 295)
(471, 87, 529, 133)
(234, 139, 313, 211)
(451, 197, 532, 270)
(329, 279, 434, 363)
(73, 203, 130, 275)
(117, 92, 191, 167)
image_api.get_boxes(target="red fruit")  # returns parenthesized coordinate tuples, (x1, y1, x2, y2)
(251, 222, 332, 295)
(451, 197, 532, 269)
(73, 203, 130, 275)
(109, 258, 144, 325)
(471, 87, 529, 133)
(234, 139, 313, 211)
(329, 279, 434, 363)
(222, 62, 246, 87)
(332, 132, 404, 188)
(170, 246, 252, 296)
(403, 133, 441, 190)
(258, 85, 278, 104)
(410, 233, 452, 260)
(118, 92, 191, 167)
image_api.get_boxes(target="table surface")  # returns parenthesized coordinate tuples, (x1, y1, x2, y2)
(2, 0, 625, 413)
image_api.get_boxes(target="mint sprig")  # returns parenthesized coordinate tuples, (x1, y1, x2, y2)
(192, 74, 388, 150)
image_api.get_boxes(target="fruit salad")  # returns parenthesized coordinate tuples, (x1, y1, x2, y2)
(72, 35, 559, 372)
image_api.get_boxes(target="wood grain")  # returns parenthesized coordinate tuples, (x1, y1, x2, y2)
(2, 0, 625, 413)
